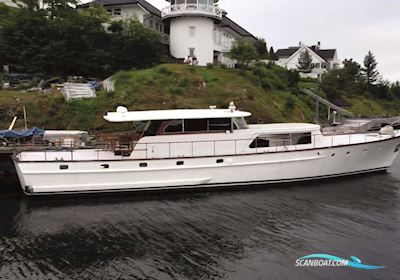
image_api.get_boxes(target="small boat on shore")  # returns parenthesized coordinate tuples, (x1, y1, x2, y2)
(12, 103, 400, 195)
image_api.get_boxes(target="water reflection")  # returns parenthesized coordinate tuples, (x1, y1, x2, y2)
(0, 160, 399, 279)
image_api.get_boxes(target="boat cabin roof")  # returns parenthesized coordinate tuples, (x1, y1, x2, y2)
(249, 123, 321, 134)
(104, 108, 252, 122)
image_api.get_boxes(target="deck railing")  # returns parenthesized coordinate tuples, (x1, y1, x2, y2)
(12, 132, 389, 162)
(161, 4, 223, 19)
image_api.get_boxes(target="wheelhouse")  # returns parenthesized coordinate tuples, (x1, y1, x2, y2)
(103, 105, 252, 138)
(142, 117, 248, 137)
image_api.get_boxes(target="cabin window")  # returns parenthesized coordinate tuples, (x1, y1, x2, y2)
(249, 133, 312, 148)
(165, 120, 183, 133)
(249, 138, 270, 148)
(113, 8, 121, 16)
(143, 121, 163, 137)
(184, 119, 208, 132)
(208, 118, 232, 131)
(233, 117, 248, 130)
(293, 133, 312, 145)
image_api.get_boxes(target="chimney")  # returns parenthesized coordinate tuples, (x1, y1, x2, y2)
(316, 41, 321, 50)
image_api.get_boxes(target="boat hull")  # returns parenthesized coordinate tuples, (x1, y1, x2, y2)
(13, 137, 400, 195)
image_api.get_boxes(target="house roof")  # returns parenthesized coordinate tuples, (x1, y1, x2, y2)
(275, 47, 300, 58)
(219, 16, 257, 42)
(276, 46, 337, 61)
(79, 0, 161, 17)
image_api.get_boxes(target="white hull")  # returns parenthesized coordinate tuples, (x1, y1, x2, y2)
(13, 137, 400, 195)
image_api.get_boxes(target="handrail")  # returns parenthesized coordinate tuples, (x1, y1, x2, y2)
(13, 132, 393, 162)
(161, 3, 223, 19)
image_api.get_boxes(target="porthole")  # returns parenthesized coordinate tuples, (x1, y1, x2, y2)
(101, 164, 109, 169)
(177, 161, 184, 166)
(139, 163, 148, 168)
(395, 145, 400, 153)
(331, 153, 335, 157)
(59, 165, 69, 170)
(363, 149, 368, 153)
(216, 159, 224, 163)
(346, 151, 350, 156)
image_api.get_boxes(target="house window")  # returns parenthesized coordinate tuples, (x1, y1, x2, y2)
(155, 23, 160, 31)
(149, 20, 153, 28)
(189, 48, 195, 57)
(113, 8, 121, 16)
(189, 26, 196, 37)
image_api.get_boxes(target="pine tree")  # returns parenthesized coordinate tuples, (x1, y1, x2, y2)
(298, 49, 313, 72)
(255, 38, 268, 59)
(362, 51, 379, 86)
(269, 46, 277, 60)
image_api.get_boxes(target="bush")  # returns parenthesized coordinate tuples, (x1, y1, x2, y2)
(206, 63, 214, 69)
(285, 96, 295, 110)
(261, 78, 273, 90)
(253, 66, 268, 79)
(157, 66, 172, 75)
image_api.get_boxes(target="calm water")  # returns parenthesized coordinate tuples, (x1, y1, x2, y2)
(1, 158, 400, 279)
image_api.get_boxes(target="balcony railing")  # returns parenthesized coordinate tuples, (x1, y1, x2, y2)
(161, 4, 223, 20)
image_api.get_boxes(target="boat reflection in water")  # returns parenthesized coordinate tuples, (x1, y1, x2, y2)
(3, 162, 400, 279)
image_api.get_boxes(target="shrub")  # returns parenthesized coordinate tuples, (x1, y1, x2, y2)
(157, 66, 172, 75)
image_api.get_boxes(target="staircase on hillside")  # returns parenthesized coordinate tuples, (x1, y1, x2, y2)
(300, 89, 353, 124)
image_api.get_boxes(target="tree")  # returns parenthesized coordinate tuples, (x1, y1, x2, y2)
(362, 51, 379, 86)
(228, 40, 258, 68)
(255, 38, 268, 59)
(391, 81, 400, 98)
(287, 69, 300, 88)
(343, 59, 361, 79)
(298, 49, 313, 72)
(269, 46, 277, 60)
(42, 0, 78, 19)
(0, 5, 165, 78)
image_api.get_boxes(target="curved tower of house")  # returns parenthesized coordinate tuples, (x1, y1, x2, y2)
(162, 0, 222, 66)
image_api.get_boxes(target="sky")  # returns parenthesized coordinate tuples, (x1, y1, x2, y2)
(145, 0, 400, 82)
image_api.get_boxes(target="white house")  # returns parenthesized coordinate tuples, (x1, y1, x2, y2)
(80, 0, 257, 67)
(276, 42, 341, 79)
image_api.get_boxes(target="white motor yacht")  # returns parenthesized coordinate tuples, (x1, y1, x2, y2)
(13, 103, 400, 195)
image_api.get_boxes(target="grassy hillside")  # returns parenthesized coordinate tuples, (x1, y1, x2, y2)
(0, 64, 399, 132)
